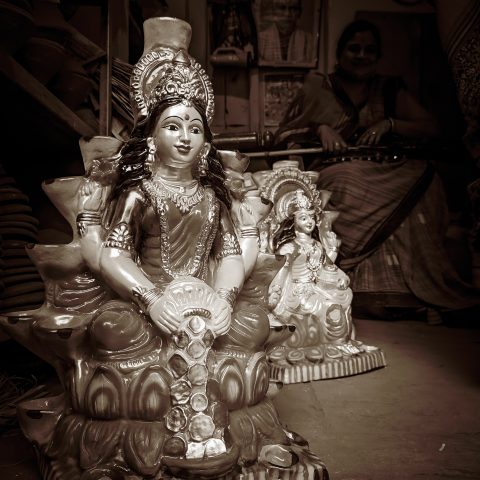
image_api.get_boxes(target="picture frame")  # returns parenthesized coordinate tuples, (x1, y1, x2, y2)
(253, 0, 320, 68)
(259, 70, 306, 132)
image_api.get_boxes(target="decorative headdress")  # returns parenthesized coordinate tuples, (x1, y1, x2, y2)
(130, 17, 214, 126)
(279, 189, 316, 221)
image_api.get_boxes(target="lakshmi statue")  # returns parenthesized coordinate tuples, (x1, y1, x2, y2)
(254, 162, 386, 383)
(0, 17, 328, 480)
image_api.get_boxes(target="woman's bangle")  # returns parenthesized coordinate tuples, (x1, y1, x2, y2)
(387, 117, 395, 133)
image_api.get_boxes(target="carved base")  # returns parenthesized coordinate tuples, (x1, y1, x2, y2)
(269, 349, 387, 384)
(23, 394, 328, 480)
(35, 448, 328, 480)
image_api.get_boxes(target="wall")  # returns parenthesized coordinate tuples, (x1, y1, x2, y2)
(321, 0, 434, 73)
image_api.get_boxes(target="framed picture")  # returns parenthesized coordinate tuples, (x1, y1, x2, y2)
(253, 0, 320, 67)
(259, 70, 306, 131)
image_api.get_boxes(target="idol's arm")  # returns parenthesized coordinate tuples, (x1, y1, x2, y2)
(238, 235, 259, 279)
(100, 247, 184, 334)
(100, 247, 155, 299)
(77, 179, 109, 273)
(214, 255, 245, 292)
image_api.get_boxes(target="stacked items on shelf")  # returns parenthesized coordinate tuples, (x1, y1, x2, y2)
(0, 0, 35, 54)
(0, 173, 44, 314)
(91, 57, 134, 139)
(1, 0, 134, 138)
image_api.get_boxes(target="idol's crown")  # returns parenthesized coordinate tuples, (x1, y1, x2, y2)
(152, 51, 207, 109)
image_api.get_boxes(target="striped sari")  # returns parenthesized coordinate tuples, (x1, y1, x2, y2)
(275, 72, 480, 311)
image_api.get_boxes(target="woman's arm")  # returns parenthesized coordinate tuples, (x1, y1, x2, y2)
(392, 89, 440, 138)
(357, 88, 440, 145)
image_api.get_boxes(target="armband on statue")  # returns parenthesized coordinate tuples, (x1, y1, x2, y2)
(239, 227, 259, 238)
(77, 211, 102, 237)
(216, 286, 239, 309)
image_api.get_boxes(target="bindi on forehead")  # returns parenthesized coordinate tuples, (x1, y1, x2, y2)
(185, 114, 190, 120)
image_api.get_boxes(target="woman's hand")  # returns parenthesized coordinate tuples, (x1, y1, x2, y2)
(316, 125, 347, 153)
(356, 119, 391, 146)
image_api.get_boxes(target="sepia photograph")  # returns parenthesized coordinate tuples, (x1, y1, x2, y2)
(0, 1, 479, 480)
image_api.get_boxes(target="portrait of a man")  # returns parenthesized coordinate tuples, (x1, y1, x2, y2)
(257, 0, 318, 65)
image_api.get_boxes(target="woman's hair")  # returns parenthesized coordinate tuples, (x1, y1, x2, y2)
(272, 214, 320, 252)
(335, 19, 382, 59)
(112, 97, 231, 208)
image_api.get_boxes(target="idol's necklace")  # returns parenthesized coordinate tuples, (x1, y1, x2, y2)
(144, 176, 204, 213)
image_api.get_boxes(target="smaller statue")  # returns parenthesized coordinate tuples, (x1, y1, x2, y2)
(257, 164, 386, 383)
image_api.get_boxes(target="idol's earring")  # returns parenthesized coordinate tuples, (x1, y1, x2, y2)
(145, 137, 156, 173)
(198, 147, 209, 177)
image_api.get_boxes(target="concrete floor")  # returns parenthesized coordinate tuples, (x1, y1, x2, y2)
(0, 318, 479, 479)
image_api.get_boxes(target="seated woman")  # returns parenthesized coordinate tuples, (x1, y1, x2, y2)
(275, 19, 479, 319)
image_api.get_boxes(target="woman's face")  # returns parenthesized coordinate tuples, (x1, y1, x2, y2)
(294, 211, 315, 235)
(152, 103, 209, 170)
(338, 30, 379, 81)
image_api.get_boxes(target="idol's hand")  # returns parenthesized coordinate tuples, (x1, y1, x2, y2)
(230, 192, 271, 230)
(78, 179, 106, 213)
(148, 297, 183, 335)
(317, 125, 347, 153)
(337, 275, 350, 290)
(356, 119, 390, 146)
(268, 284, 283, 309)
(211, 298, 232, 336)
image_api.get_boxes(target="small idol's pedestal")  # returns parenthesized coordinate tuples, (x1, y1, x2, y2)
(268, 345, 387, 384)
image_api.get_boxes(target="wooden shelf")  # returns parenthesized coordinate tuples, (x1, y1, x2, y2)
(0, 51, 96, 138)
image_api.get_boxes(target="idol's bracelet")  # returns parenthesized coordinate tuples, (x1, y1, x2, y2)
(132, 285, 163, 313)
(239, 227, 259, 238)
(76, 211, 101, 236)
(216, 286, 239, 309)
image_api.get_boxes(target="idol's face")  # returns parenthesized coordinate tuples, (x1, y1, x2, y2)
(338, 30, 379, 81)
(153, 103, 209, 170)
(294, 211, 316, 235)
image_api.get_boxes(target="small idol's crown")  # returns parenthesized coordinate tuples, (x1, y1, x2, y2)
(294, 190, 313, 212)
(275, 188, 318, 223)
(130, 17, 214, 125)
(288, 189, 315, 217)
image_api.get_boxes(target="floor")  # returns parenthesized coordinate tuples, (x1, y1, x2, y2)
(0, 318, 479, 480)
